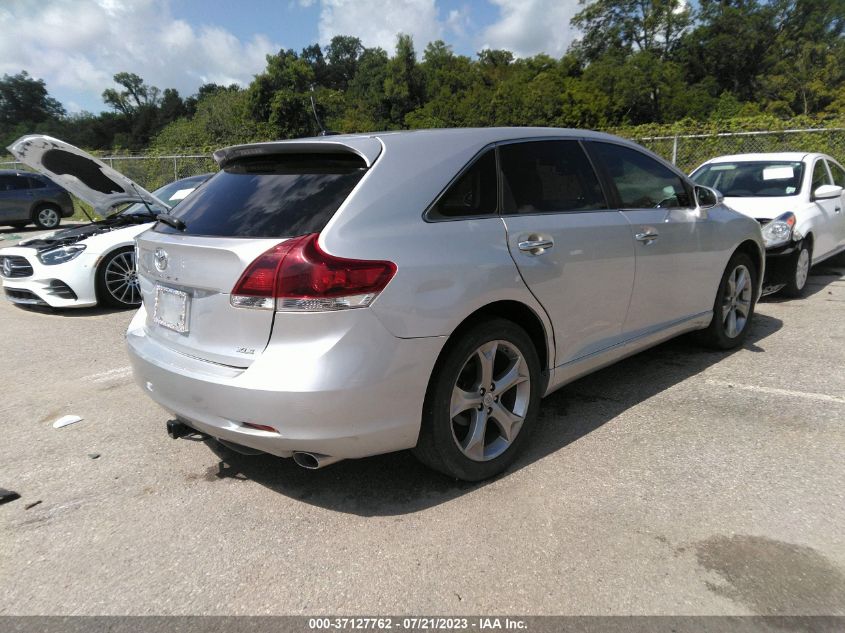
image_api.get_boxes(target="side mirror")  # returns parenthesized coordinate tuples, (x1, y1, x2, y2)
(695, 185, 722, 209)
(813, 184, 843, 200)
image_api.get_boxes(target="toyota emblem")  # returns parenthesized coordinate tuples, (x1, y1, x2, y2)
(154, 248, 168, 272)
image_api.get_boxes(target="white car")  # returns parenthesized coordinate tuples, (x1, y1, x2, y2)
(0, 137, 210, 308)
(692, 152, 845, 296)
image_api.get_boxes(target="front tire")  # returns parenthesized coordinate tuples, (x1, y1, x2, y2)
(32, 204, 61, 229)
(698, 252, 758, 350)
(413, 317, 542, 481)
(96, 247, 142, 308)
(780, 240, 811, 298)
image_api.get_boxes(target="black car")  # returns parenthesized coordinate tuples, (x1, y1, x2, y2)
(0, 169, 74, 229)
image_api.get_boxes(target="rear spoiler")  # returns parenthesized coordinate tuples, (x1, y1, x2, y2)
(213, 137, 383, 169)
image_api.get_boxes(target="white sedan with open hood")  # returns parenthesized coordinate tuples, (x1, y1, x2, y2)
(0, 135, 210, 308)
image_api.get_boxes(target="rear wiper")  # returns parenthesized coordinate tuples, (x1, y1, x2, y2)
(156, 214, 187, 231)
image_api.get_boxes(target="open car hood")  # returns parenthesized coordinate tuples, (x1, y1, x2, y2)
(7, 135, 170, 216)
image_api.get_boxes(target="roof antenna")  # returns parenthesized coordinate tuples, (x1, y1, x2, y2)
(309, 84, 338, 136)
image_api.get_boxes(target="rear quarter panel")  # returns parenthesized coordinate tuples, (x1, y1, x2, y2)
(319, 133, 554, 352)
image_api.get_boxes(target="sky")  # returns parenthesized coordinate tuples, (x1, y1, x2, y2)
(0, 0, 582, 114)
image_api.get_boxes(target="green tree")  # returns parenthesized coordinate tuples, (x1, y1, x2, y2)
(679, 0, 778, 102)
(342, 46, 392, 130)
(102, 72, 160, 114)
(247, 48, 315, 136)
(153, 88, 268, 150)
(573, 0, 693, 62)
(0, 71, 65, 127)
(324, 35, 364, 90)
(383, 34, 424, 126)
(760, 0, 845, 115)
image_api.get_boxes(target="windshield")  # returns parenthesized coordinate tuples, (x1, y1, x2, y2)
(691, 161, 804, 197)
(116, 176, 209, 217)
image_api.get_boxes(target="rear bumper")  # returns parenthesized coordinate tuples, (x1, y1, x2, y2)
(126, 306, 447, 460)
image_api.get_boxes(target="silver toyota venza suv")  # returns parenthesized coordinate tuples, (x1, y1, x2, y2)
(126, 128, 764, 480)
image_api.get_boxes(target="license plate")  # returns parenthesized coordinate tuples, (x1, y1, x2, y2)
(153, 285, 190, 333)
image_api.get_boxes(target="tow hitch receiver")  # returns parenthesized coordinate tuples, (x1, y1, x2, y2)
(166, 419, 193, 439)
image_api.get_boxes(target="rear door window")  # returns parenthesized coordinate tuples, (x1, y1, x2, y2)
(589, 142, 691, 209)
(500, 140, 606, 214)
(0, 175, 30, 191)
(428, 149, 497, 219)
(156, 153, 366, 238)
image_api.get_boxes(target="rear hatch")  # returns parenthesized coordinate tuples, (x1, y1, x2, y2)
(136, 145, 377, 368)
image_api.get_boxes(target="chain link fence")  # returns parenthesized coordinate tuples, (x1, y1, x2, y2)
(2, 127, 845, 189)
(632, 127, 845, 173)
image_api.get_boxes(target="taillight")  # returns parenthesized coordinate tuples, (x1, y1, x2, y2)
(230, 233, 396, 311)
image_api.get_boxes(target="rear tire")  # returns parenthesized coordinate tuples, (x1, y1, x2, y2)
(698, 252, 758, 350)
(96, 247, 142, 308)
(780, 240, 811, 298)
(413, 317, 542, 481)
(32, 204, 61, 230)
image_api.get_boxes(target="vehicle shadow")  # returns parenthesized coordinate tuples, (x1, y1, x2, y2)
(198, 312, 784, 517)
(11, 304, 135, 317)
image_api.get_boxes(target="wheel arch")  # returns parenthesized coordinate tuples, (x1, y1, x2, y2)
(96, 242, 136, 265)
(802, 231, 815, 253)
(440, 300, 551, 375)
(29, 199, 60, 220)
(94, 243, 137, 305)
(735, 239, 764, 281)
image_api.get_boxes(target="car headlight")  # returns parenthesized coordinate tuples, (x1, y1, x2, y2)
(761, 212, 796, 249)
(38, 244, 87, 265)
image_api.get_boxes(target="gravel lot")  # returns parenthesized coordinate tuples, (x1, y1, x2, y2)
(1, 225, 844, 616)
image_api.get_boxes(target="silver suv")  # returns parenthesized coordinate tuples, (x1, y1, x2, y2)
(125, 128, 764, 480)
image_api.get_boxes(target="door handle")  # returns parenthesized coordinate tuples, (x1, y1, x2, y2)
(835, 206, 842, 213)
(518, 238, 554, 254)
(635, 230, 659, 243)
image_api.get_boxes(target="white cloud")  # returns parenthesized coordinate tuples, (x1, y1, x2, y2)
(445, 8, 470, 39)
(480, 0, 580, 58)
(0, 0, 280, 108)
(314, 0, 443, 53)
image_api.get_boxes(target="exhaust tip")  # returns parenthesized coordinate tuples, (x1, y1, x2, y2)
(293, 452, 321, 469)
(166, 419, 192, 439)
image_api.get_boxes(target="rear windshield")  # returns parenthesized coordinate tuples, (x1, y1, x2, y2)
(155, 153, 366, 237)
(692, 161, 805, 197)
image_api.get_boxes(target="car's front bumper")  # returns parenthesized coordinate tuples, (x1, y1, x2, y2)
(0, 247, 98, 307)
(126, 305, 447, 461)
(762, 240, 802, 291)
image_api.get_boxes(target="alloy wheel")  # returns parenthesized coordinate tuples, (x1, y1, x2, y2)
(38, 207, 60, 228)
(722, 263, 752, 338)
(104, 251, 141, 305)
(795, 248, 810, 291)
(449, 340, 531, 462)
